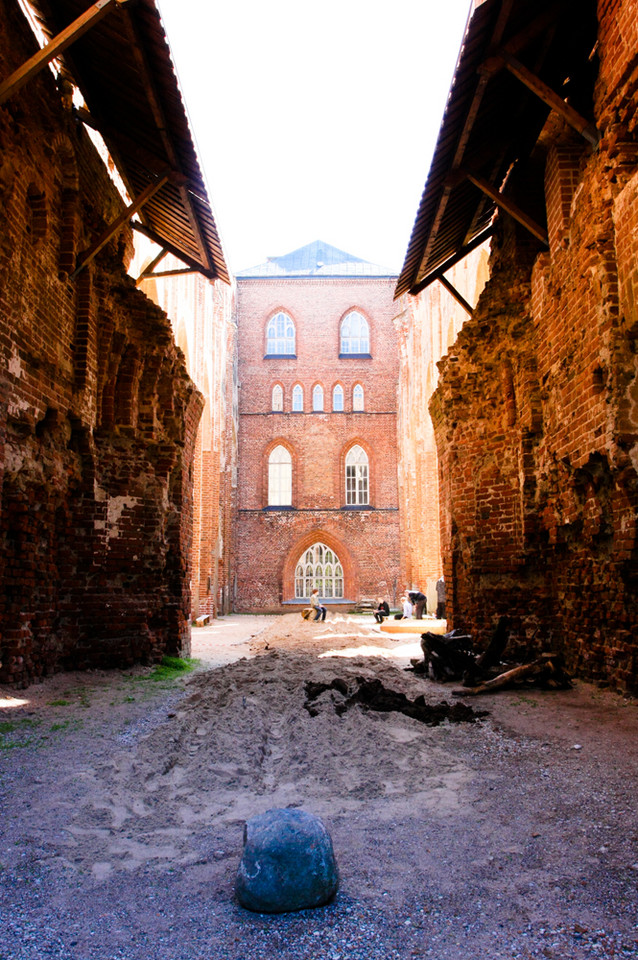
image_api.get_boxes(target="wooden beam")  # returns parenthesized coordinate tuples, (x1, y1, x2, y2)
(466, 173, 548, 245)
(501, 52, 599, 147)
(134, 247, 168, 286)
(72, 173, 169, 278)
(0, 0, 124, 106)
(131, 222, 217, 281)
(143, 268, 198, 279)
(411, 227, 493, 296)
(437, 275, 474, 316)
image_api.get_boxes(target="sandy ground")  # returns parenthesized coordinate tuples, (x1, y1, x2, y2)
(1, 612, 637, 960)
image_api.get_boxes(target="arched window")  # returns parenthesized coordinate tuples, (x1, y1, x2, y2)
(295, 542, 344, 599)
(345, 444, 369, 505)
(353, 383, 364, 411)
(266, 311, 295, 355)
(340, 310, 369, 355)
(292, 384, 304, 411)
(312, 384, 324, 411)
(333, 384, 344, 411)
(272, 384, 283, 411)
(268, 445, 292, 506)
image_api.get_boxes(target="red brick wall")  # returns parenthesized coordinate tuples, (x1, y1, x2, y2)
(429, 0, 638, 692)
(0, 0, 202, 684)
(235, 276, 401, 610)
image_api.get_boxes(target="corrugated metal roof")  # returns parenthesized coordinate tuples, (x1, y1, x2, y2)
(395, 0, 598, 298)
(237, 240, 397, 278)
(27, 0, 229, 283)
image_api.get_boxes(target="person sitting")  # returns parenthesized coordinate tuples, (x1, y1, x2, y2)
(310, 588, 327, 622)
(374, 598, 390, 623)
(399, 595, 413, 619)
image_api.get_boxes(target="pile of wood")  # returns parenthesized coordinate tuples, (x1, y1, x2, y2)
(413, 616, 572, 696)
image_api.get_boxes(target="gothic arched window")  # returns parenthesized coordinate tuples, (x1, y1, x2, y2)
(345, 444, 369, 505)
(266, 312, 295, 355)
(294, 542, 344, 599)
(268, 445, 292, 505)
(340, 310, 369, 355)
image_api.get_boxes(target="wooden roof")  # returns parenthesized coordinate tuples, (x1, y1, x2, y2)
(29, 0, 229, 283)
(395, 0, 598, 298)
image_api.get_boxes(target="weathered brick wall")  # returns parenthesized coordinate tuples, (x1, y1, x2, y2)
(136, 252, 237, 618)
(235, 277, 401, 610)
(430, 0, 638, 691)
(0, 1, 202, 685)
(395, 249, 489, 610)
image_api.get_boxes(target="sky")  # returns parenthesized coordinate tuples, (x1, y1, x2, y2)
(155, 0, 473, 276)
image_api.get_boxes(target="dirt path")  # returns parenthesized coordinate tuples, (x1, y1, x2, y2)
(1, 613, 637, 960)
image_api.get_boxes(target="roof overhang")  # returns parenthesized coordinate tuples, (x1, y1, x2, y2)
(395, 0, 599, 299)
(12, 0, 229, 284)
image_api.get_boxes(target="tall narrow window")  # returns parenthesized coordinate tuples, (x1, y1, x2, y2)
(340, 310, 370, 355)
(333, 384, 344, 411)
(266, 311, 295, 355)
(295, 542, 344, 599)
(312, 384, 324, 411)
(272, 384, 283, 411)
(292, 384, 303, 411)
(353, 383, 364, 411)
(268, 445, 292, 506)
(345, 444, 369, 505)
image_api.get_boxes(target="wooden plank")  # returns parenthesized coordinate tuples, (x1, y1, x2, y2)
(437, 275, 474, 316)
(502, 53, 599, 146)
(131, 222, 218, 281)
(410, 227, 493, 296)
(72, 172, 170, 278)
(0, 0, 123, 106)
(466, 172, 548, 245)
(134, 246, 168, 286)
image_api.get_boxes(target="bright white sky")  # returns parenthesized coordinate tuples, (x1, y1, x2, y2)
(156, 0, 472, 275)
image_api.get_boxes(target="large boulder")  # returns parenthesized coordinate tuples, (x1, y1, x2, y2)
(235, 808, 339, 913)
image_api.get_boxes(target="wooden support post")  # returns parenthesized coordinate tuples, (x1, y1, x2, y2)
(501, 52, 599, 147)
(72, 173, 170, 278)
(466, 173, 548, 245)
(412, 227, 493, 296)
(438, 275, 474, 316)
(135, 247, 168, 286)
(143, 268, 198, 279)
(0, 0, 124, 106)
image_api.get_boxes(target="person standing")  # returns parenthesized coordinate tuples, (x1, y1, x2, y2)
(408, 589, 426, 619)
(436, 576, 446, 620)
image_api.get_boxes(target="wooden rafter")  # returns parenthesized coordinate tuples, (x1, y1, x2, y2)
(411, 227, 493, 296)
(118, 7, 213, 275)
(134, 247, 168, 286)
(131, 222, 216, 280)
(0, 0, 125, 106)
(71, 172, 170, 278)
(437, 275, 474, 316)
(466, 173, 548, 245)
(500, 52, 599, 146)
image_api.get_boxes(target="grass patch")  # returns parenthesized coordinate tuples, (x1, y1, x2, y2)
(48, 698, 70, 707)
(0, 717, 41, 750)
(125, 656, 199, 686)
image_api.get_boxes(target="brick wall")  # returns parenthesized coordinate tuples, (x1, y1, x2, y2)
(0, 0, 202, 684)
(136, 253, 237, 618)
(235, 276, 401, 610)
(429, 0, 638, 692)
(395, 249, 489, 610)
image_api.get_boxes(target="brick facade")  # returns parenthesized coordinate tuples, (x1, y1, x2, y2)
(136, 254, 237, 618)
(429, 0, 638, 692)
(0, 0, 202, 684)
(234, 268, 401, 611)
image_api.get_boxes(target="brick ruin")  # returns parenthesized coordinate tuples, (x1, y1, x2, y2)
(428, 0, 638, 692)
(0, 0, 202, 685)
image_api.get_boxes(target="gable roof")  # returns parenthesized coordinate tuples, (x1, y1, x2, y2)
(25, 0, 229, 283)
(395, 0, 598, 298)
(237, 240, 397, 278)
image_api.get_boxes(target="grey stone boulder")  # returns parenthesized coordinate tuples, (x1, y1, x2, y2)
(235, 808, 339, 913)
